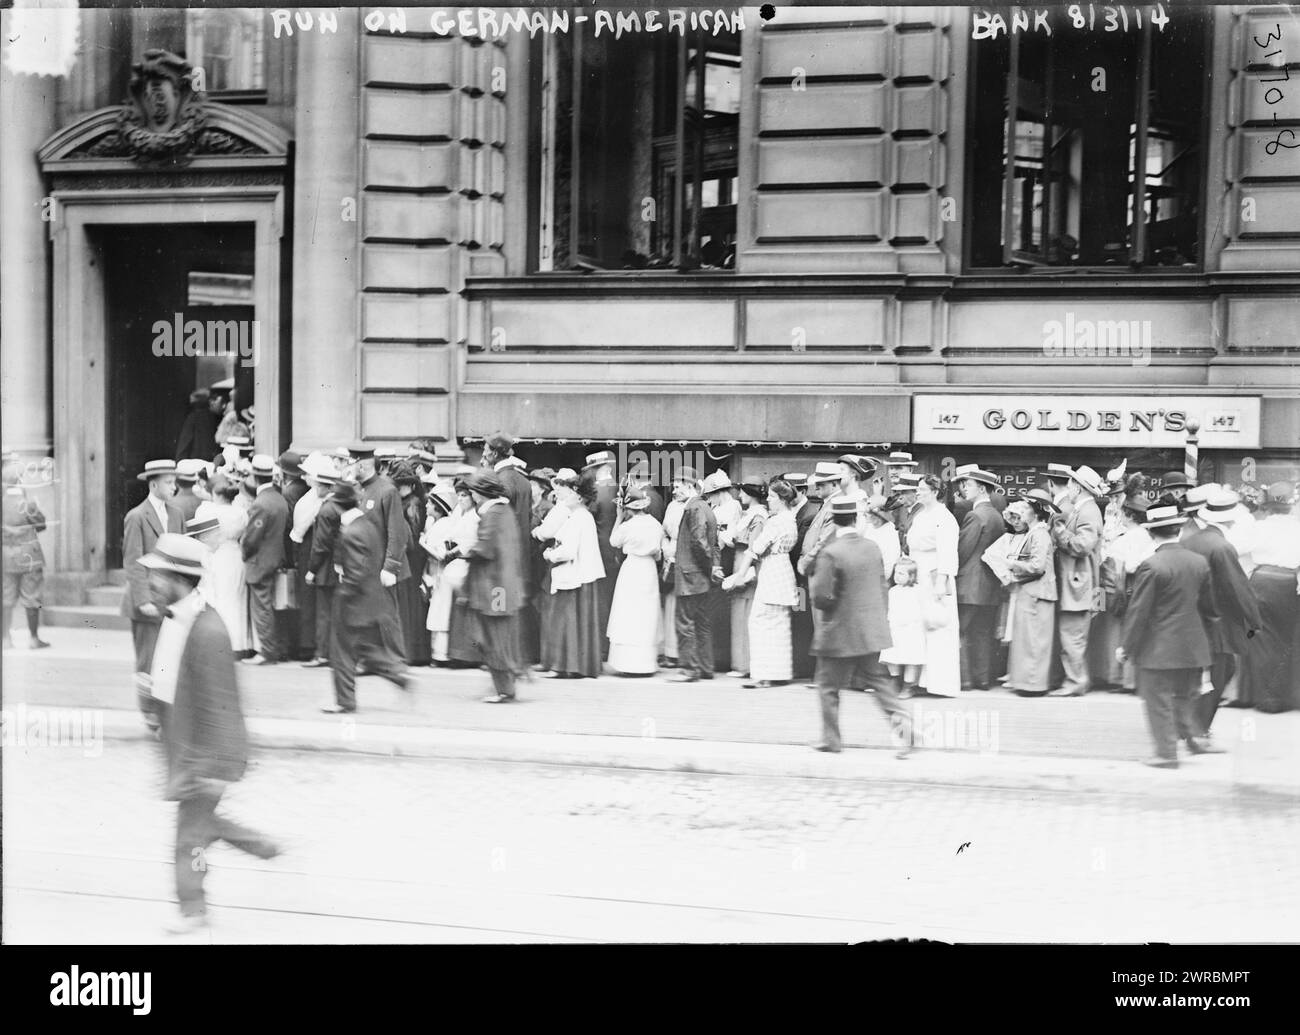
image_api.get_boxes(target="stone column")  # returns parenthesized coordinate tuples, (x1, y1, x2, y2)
(290, 9, 362, 450)
(0, 10, 59, 454)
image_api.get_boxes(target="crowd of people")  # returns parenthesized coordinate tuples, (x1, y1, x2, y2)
(104, 424, 1300, 765)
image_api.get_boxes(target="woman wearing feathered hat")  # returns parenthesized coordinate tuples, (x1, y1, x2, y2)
(539, 470, 606, 678)
(605, 488, 665, 675)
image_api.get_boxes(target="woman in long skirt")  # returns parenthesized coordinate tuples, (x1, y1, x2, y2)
(1239, 493, 1300, 712)
(194, 474, 251, 654)
(606, 492, 664, 675)
(445, 476, 483, 667)
(1001, 498, 1058, 695)
(905, 474, 961, 696)
(541, 473, 606, 678)
(723, 483, 768, 677)
(730, 480, 798, 687)
(419, 482, 464, 663)
(391, 461, 431, 666)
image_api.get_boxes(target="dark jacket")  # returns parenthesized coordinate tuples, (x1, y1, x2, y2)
(242, 486, 289, 584)
(497, 465, 535, 592)
(163, 604, 248, 800)
(334, 511, 388, 624)
(360, 472, 411, 579)
(173, 486, 202, 526)
(464, 499, 526, 616)
(280, 477, 310, 566)
(1121, 541, 1215, 670)
(402, 492, 428, 580)
(593, 477, 622, 581)
(809, 530, 892, 658)
(791, 496, 822, 577)
(306, 497, 344, 587)
(1181, 524, 1262, 655)
(174, 406, 218, 462)
(674, 494, 719, 597)
(957, 499, 1007, 605)
(120, 496, 185, 620)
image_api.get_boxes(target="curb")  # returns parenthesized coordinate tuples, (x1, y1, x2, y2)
(46, 707, 1300, 802)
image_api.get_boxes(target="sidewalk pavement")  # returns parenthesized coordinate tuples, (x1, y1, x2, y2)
(4, 628, 1297, 799)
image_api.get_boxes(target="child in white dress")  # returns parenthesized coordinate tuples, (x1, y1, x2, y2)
(880, 557, 925, 699)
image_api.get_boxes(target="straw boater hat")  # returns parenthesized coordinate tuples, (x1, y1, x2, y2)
(1143, 504, 1186, 529)
(1181, 483, 1220, 514)
(1070, 465, 1107, 497)
(699, 471, 733, 496)
(175, 458, 206, 483)
(893, 471, 922, 490)
(226, 434, 253, 454)
(953, 464, 999, 488)
(139, 533, 208, 578)
(809, 461, 841, 485)
(1199, 488, 1240, 526)
(782, 472, 809, 490)
(828, 497, 859, 517)
(885, 451, 918, 468)
(250, 454, 276, 479)
(1044, 463, 1073, 483)
(582, 449, 617, 471)
(137, 459, 177, 481)
(184, 515, 221, 539)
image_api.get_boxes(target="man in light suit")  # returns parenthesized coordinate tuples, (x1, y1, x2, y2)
(809, 498, 912, 756)
(241, 455, 288, 665)
(1050, 464, 1106, 696)
(121, 459, 185, 730)
(670, 466, 722, 683)
(1180, 489, 1261, 735)
(955, 465, 1007, 691)
(1118, 504, 1220, 768)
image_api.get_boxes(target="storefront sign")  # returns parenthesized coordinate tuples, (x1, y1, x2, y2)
(912, 395, 1261, 449)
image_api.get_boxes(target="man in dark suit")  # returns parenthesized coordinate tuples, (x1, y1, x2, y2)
(955, 465, 1007, 691)
(482, 432, 539, 665)
(669, 466, 721, 683)
(582, 449, 622, 659)
(172, 460, 205, 525)
(174, 388, 219, 462)
(809, 498, 912, 756)
(122, 459, 185, 730)
(1118, 505, 1219, 768)
(241, 455, 289, 665)
(272, 450, 310, 659)
(324, 480, 408, 713)
(141, 533, 278, 934)
(1181, 490, 1261, 735)
(460, 471, 527, 703)
(302, 473, 344, 668)
(351, 445, 410, 666)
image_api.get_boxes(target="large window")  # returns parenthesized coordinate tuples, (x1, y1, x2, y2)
(130, 8, 266, 96)
(968, 8, 1207, 269)
(530, 23, 741, 271)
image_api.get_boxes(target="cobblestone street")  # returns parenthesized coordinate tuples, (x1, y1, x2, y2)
(6, 739, 1297, 943)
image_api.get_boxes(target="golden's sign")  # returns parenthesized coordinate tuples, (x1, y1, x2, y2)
(912, 395, 1261, 449)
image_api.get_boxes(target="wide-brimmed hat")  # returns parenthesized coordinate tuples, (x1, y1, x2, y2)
(1070, 465, 1107, 497)
(410, 449, 438, 468)
(137, 459, 177, 481)
(1265, 480, 1296, 503)
(623, 489, 650, 511)
(1044, 463, 1073, 483)
(465, 471, 506, 498)
(582, 450, 617, 471)
(139, 533, 207, 578)
(301, 451, 338, 483)
(885, 451, 918, 468)
(1143, 504, 1186, 529)
(1161, 471, 1194, 491)
(527, 467, 557, 487)
(277, 450, 305, 478)
(1022, 487, 1060, 514)
(1200, 489, 1240, 526)
(838, 454, 878, 479)
(185, 515, 221, 538)
(699, 471, 733, 495)
(175, 458, 206, 483)
(809, 462, 841, 485)
(498, 455, 527, 471)
(737, 481, 767, 501)
(893, 472, 921, 490)
(388, 459, 419, 486)
(953, 464, 999, 489)
(426, 490, 453, 518)
(419, 468, 440, 486)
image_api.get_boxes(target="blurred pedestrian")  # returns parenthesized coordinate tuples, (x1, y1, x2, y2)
(302, 473, 344, 669)
(2, 457, 50, 650)
(391, 460, 432, 666)
(193, 473, 251, 656)
(582, 450, 622, 659)
(142, 533, 279, 935)
(350, 445, 411, 668)
(461, 471, 527, 702)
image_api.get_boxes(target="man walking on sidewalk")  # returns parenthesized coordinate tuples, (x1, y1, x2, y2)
(2, 456, 51, 650)
(809, 498, 912, 756)
(350, 445, 410, 667)
(460, 471, 527, 703)
(1180, 488, 1261, 736)
(324, 480, 407, 714)
(141, 533, 279, 935)
(1117, 504, 1220, 769)
(670, 467, 722, 683)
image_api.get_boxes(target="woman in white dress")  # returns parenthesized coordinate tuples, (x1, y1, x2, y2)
(905, 474, 961, 696)
(193, 473, 251, 653)
(723, 482, 768, 677)
(728, 480, 799, 687)
(421, 482, 479, 664)
(606, 492, 664, 675)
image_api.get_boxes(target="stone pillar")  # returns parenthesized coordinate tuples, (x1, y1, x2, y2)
(290, 9, 362, 450)
(0, 10, 59, 455)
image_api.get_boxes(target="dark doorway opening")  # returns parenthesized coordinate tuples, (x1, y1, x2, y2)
(98, 224, 255, 567)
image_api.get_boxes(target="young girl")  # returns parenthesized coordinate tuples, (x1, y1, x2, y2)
(880, 557, 926, 699)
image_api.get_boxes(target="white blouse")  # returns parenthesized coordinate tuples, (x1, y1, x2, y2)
(547, 503, 607, 591)
(905, 502, 959, 577)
